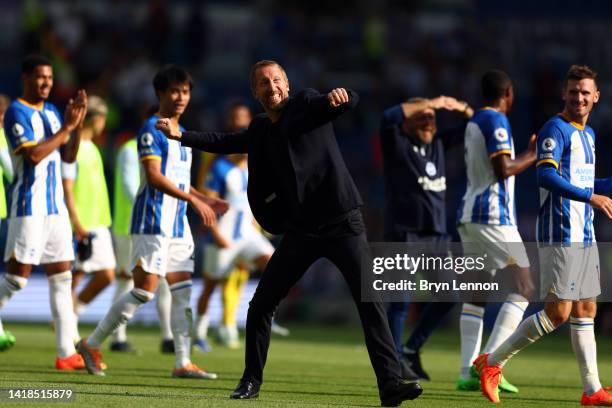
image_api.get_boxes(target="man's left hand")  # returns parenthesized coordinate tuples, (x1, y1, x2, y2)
(328, 88, 350, 108)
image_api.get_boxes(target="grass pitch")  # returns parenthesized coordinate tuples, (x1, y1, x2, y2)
(0, 322, 610, 407)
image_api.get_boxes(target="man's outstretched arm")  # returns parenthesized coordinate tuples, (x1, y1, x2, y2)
(303, 88, 359, 123)
(155, 118, 249, 154)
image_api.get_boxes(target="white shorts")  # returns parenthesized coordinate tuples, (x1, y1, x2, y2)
(130, 233, 194, 276)
(203, 233, 274, 280)
(539, 245, 601, 301)
(113, 234, 132, 276)
(458, 223, 530, 272)
(4, 214, 74, 265)
(75, 227, 116, 273)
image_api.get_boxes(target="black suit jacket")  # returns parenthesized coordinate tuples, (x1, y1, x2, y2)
(181, 88, 363, 234)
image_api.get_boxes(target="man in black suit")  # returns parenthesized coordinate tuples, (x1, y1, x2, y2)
(156, 60, 422, 406)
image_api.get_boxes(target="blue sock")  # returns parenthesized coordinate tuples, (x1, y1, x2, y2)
(386, 302, 410, 356)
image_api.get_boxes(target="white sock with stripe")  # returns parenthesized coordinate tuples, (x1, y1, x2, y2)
(570, 317, 602, 396)
(111, 278, 134, 343)
(170, 280, 193, 368)
(483, 293, 528, 354)
(489, 310, 555, 368)
(194, 313, 210, 341)
(88, 288, 154, 349)
(48, 271, 77, 358)
(460, 303, 484, 379)
(156, 278, 173, 341)
(0, 274, 28, 335)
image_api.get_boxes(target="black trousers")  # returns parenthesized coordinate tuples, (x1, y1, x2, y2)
(241, 212, 402, 392)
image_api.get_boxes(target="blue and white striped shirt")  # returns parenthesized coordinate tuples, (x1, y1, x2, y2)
(458, 108, 516, 226)
(3, 99, 65, 218)
(130, 115, 191, 237)
(536, 114, 595, 245)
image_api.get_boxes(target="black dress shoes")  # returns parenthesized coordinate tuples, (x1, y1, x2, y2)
(380, 381, 423, 407)
(230, 379, 260, 400)
(400, 359, 420, 382)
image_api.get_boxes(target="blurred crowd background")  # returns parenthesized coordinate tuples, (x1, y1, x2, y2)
(1, 0, 611, 331)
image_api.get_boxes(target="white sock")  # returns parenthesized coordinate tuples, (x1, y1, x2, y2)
(194, 313, 210, 341)
(483, 294, 528, 354)
(460, 303, 484, 379)
(489, 310, 555, 367)
(0, 274, 28, 335)
(227, 324, 239, 342)
(74, 299, 88, 316)
(570, 317, 602, 395)
(156, 278, 173, 340)
(111, 278, 134, 343)
(48, 271, 77, 358)
(88, 288, 154, 349)
(170, 280, 193, 368)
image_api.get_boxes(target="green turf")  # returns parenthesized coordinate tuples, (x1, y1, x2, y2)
(0, 323, 610, 407)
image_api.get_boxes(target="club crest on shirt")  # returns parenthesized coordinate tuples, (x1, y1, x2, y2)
(494, 128, 509, 142)
(541, 137, 556, 152)
(12, 123, 24, 137)
(140, 132, 154, 147)
(425, 161, 437, 177)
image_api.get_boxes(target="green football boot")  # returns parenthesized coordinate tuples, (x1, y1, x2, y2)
(0, 330, 16, 351)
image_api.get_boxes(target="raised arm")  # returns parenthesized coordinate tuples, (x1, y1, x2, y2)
(155, 118, 249, 154)
(399, 95, 473, 121)
(303, 88, 359, 123)
(60, 89, 87, 163)
(6, 92, 86, 166)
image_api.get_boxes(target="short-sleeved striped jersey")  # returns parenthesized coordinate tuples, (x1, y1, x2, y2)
(3, 98, 65, 217)
(206, 157, 253, 240)
(536, 114, 595, 245)
(130, 115, 192, 237)
(458, 108, 516, 226)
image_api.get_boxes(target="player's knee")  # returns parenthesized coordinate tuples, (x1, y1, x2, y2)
(572, 301, 597, 318)
(546, 308, 570, 328)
